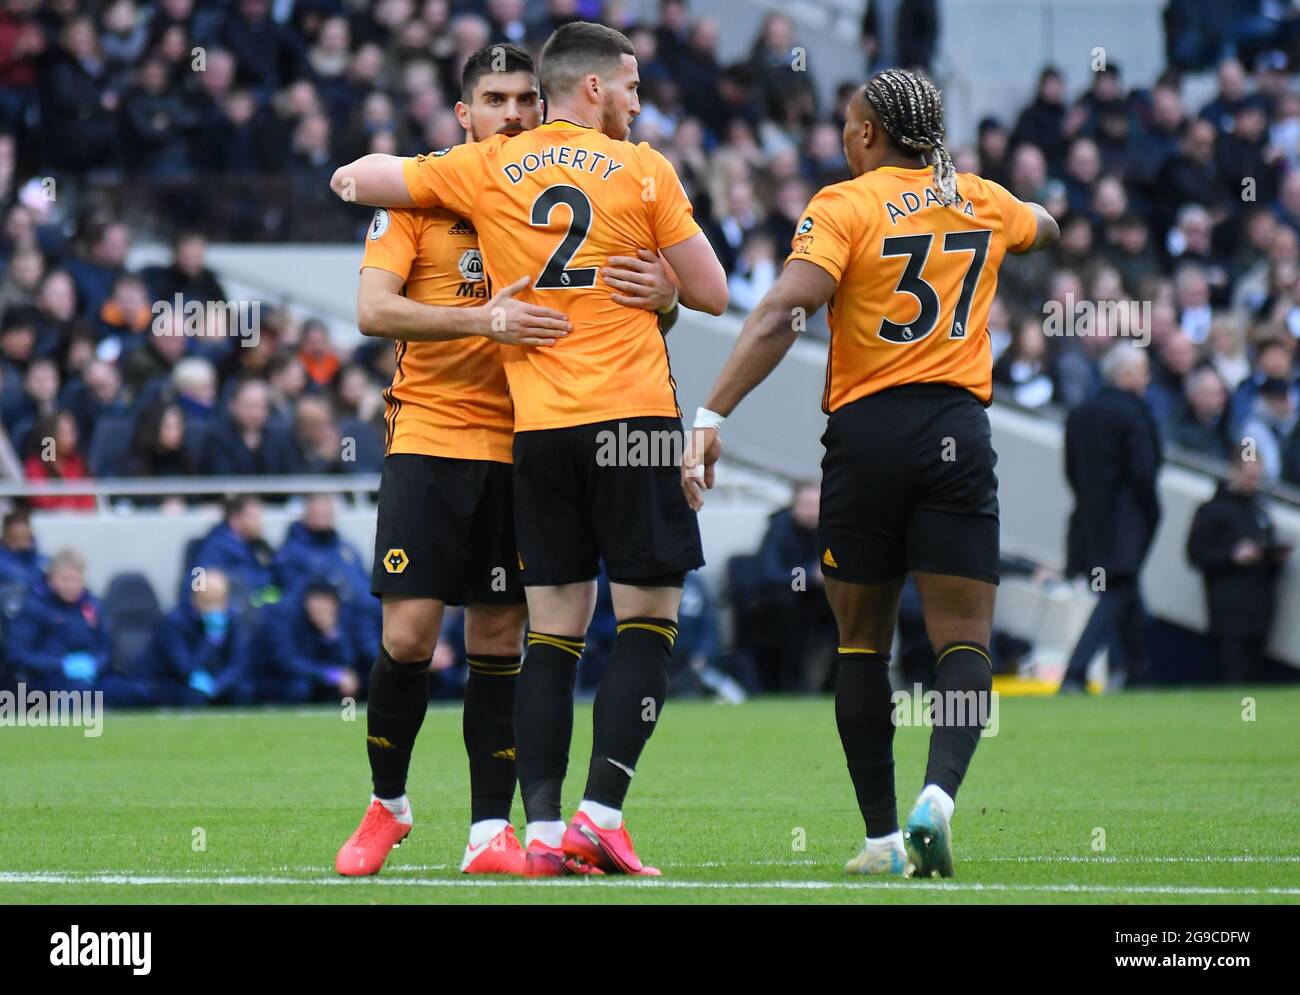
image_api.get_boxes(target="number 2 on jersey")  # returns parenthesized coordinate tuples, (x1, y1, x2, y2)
(878, 229, 991, 344)
(531, 184, 596, 289)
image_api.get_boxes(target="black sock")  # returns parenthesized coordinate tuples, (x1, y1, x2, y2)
(923, 642, 993, 801)
(464, 654, 520, 824)
(835, 649, 898, 837)
(366, 647, 430, 799)
(584, 617, 676, 810)
(515, 632, 582, 824)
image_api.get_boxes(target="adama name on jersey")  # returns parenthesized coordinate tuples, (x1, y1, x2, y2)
(883, 187, 976, 224)
(502, 145, 626, 184)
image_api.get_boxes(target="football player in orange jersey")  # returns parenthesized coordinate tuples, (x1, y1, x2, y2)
(684, 70, 1059, 878)
(331, 22, 727, 876)
(334, 43, 681, 879)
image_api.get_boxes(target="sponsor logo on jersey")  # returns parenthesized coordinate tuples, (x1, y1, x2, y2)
(458, 249, 484, 282)
(369, 209, 390, 241)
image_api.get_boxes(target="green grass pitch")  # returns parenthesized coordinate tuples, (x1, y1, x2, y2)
(1, 688, 1298, 904)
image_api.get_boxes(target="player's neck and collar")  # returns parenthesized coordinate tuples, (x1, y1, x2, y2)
(870, 152, 930, 177)
(540, 104, 599, 132)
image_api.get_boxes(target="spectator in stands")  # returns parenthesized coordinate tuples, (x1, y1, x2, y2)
(0, 0, 44, 135)
(273, 494, 366, 602)
(1061, 345, 1162, 692)
(144, 568, 255, 705)
(705, 178, 763, 274)
(254, 576, 365, 703)
(331, 363, 384, 470)
(0, 306, 35, 390)
(3, 355, 58, 451)
(1104, 213, 1161, 297)
(993, 315, 1054, 408)
(191, 495, 277, 609)
(37, 16, 119, 174)
(64, 220, 130, 322)
(0, 245, 44, 313)
(1229, 335, 1296, 425)
(5, 547, 150, 704)
(1166, 366, 1234, 462)
(62, 359, 127, 451)
(199, 376, 295, 477)
(296, 318, 339, 388)
(1053, 324, 1112, 410)
(753, 482, 837, 692)
(266, 351, 307, 425)
(1187, 448, 1291, 682)
(221, 0, 306, 97)
(861, 0, 938, 73)
(0, 506, 43, 591)
(1146, 331, 1199, 427)
(32, 268, 77, 357)
(170, 356, 218, 434)
(142, 231, 227, 309)
(727, 231, 778, 314)
(23, 409, 94, 511)
(1206, 316, 1252, 391)
(1011, 68, 1068, 171)
(1154, 118, 1223, 234)
(122, 401, 195, 506)
(121, 311, 188, 399)
(122, 55, 195, 177)
(289, 394, 345, 474)
(1237, 376, 1298, 482)
(92, 272, 151, 345)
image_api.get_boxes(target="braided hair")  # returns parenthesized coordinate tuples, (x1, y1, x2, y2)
(862, 69, 960, 206)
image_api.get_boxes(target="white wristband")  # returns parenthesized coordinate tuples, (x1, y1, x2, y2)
(693, 406, 726, 431)
(657, 287, 680, 314)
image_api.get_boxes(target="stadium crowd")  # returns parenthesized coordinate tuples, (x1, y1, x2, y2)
(0, 0, 1299, 698)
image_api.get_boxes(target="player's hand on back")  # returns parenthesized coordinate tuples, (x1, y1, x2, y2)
(478, 275, 571, 347)
(603, 249, 679, 312)
(681, 426, 722, 511)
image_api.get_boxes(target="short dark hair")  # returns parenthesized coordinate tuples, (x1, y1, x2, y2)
(461, 42, 535, 102)
(539, 21, 634, 99)
(223, 495, 260, 521)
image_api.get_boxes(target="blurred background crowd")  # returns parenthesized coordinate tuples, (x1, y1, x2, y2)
(2, 0, 1300, 704)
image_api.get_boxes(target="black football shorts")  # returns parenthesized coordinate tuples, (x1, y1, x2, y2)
(512, 416, 705, 587)
(819, 383, 1000, 585)
(371, 453, 524, 605)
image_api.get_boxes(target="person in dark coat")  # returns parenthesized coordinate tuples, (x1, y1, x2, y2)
(199, 377, 297, 477)
(252, 577, 366, 703)
(142, 569, 256, 705)
(753, 482, 838, 692)
(861, 0, 939, 72)
(1187, 451, 1291, 682)
(0, 507, 43, 591)
(140, 232, 228, 307)
(1165, 366, 1234, 461)
(1060, 345, 1163, 692)
(189, 495, 278, 609)
(4, 548, 153, 705)
(272, 494, 379, 659)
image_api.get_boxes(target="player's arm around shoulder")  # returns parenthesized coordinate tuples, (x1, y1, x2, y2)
(330, 154, 416, 208)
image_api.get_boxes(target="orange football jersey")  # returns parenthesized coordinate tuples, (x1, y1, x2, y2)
(400, 120, 702, 432)
(789, 165, 1037, 410)
(360, 205, 514, 463)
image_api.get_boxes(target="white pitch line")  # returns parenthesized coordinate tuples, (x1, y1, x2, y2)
(986, 855, 1300, 865)
(1, 872, 1298, 897)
